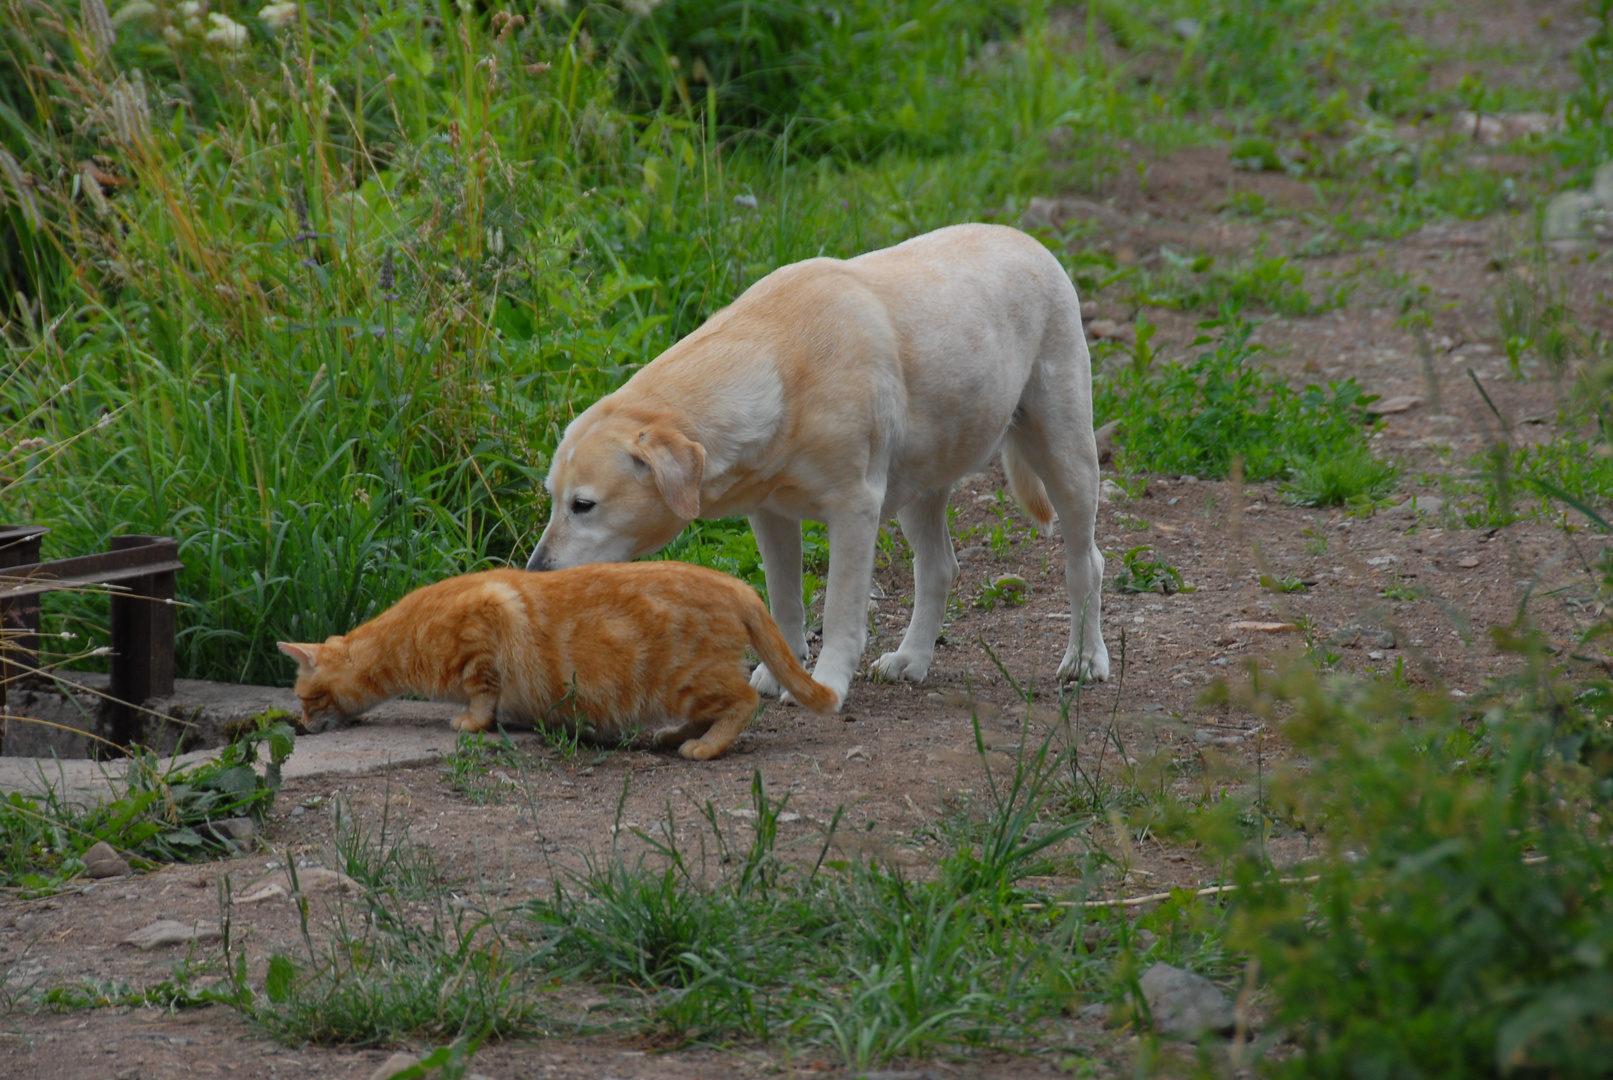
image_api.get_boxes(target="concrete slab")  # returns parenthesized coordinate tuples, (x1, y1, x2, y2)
(0, 696, 477, 807)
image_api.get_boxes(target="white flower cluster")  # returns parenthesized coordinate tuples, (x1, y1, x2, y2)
(161, 2, 249, 53)
(623, 0, 663, 17)
(259, 3, 298, 31)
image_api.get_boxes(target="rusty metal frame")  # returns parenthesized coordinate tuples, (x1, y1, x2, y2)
(1, 528, 182, 749)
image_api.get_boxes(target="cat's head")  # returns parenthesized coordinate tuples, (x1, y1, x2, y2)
(277, 638, 359, 732)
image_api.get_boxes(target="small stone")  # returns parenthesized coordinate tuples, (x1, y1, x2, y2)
(1093, 418, 1119, 464)
(122, 920, 221, 951)
(210, 817, 256, 851)
(1595, 161, 1613, 209)
(1080, 300, 1099, 319)
(1098, 478, 1125, 504)
(1087, 318, 1128, 341)
(1544, 191, 1602, 240)
(955, 545, 988, 562)
(845, 745, 871, 762)
(82, 841, 129, 879)
(1138, 961, 1236, 1040)
(367, 1053, 421, 1080)
(1458, 555, 1481, 569)
(1373, 395, 1422, 414)
(1227, 621, 1296, 633)
(1368, 630, 1397, 649)
(1368, 650, 1385, 660)
(1078, 1001, 1109, 1022)
(1171, 17, 1201, 39)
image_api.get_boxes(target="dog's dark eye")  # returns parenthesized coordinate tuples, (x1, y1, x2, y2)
(571, 498, 595, 514)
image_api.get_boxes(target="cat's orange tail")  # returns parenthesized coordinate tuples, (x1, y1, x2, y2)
(740, 592, 841, 714)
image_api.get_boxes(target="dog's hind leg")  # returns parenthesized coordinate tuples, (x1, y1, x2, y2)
(1009, 335, 1110, 683)
(748, 509, 809, 697)
(870, 486, 956, 684)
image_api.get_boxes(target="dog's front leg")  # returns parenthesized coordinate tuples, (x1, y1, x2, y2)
(748, 509, 808, 697)
(871, 487, 956, 684)
(812, 495, 883, 704)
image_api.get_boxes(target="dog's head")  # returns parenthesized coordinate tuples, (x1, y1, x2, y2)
(528, 402, 706, 571)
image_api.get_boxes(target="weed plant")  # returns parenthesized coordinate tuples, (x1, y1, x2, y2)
(1207, 647, 1613, 1076)
(0, 712, 293, 891)
(1097, 313, 1385, 483)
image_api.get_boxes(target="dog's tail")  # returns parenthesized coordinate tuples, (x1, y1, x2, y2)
(739, 593, 840, 714)
(1002, 437, 1056, 527)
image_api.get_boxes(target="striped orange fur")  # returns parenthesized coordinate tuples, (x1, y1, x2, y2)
(276, 563, 838, 760)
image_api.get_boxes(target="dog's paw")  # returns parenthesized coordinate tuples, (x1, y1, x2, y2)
(870, 650, 932, 684)
(750, 662, 785, 697)
(1058, 646, 1111, 683)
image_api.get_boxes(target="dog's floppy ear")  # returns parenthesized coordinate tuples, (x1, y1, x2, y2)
(277, 641, 322, 674)
(632, 424, 705, 520)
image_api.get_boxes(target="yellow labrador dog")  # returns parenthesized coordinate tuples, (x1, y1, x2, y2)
(527, 223, 1109, 705)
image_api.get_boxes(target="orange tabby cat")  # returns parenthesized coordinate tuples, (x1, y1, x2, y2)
(276, 562, 838, 760)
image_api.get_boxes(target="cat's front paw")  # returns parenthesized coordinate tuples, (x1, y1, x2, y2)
(452, 711, 495, 733)
(679, 738, 723, 761)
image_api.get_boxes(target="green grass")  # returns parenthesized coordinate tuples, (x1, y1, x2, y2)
(1097, 314, 1386, 483)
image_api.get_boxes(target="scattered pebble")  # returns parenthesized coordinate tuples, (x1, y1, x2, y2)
(1139, 961, 1236, 1040)
(82, 840, 130, 879)
(123, 920, 221, 951)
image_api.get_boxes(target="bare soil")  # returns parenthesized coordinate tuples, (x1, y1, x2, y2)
(6, 9, 1613, 1077)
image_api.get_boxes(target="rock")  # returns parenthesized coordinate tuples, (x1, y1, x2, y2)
(1452, 110, 1556, 146)
(1226, 621, 1296, 633)
(1387, 495, 1442, 520)
(1373, 395, 1422, 414)
(1080, 300, 1099, 319)
(954, 545, 988, 562)
(1087, 318, 1128, 341)
(1171, 17, 1201, 39)
(1019, 196, 1118, 232)
(1094, 418, 1119, 464)
(1139, 961, 1235, 1039)
(1544, 191, 1603, 240)
(1368, 629, 1396, 649)
(845, 745, 871, 762)
(1596, 161, 1613, 209)
(1098, 478, 1125, 504)
(236, 866, 365, 904)
(209, 817, 256, 851)
(122, 919, 221, 950)
(82, 841, 129, 879)
(367, 1053, 421, 1080)
(1458, 555, 1481, 569)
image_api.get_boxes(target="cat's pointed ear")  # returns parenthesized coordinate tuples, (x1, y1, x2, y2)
(633, 423, 705, 521)
(277, 641, 321, 673)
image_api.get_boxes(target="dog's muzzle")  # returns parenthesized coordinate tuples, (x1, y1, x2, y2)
(525, 544, 550, 572)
